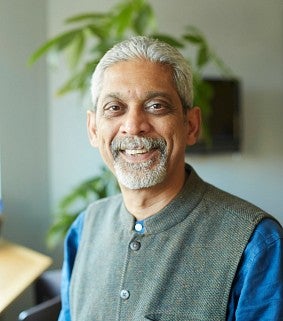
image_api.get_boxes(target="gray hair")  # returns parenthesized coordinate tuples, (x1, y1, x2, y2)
(90, 36, 194, 110)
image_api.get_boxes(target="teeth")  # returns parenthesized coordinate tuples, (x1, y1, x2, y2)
(125, 149, 147, 155)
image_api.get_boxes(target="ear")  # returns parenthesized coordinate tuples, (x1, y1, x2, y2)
(87, 110, 99, 147)
(185, 107, 201, 146)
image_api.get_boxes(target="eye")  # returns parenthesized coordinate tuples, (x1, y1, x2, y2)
(103, 102, 125, 117)
(108, 105, 121, 111)
(149, 103, 163, 110)
(145, 101, 172, 115)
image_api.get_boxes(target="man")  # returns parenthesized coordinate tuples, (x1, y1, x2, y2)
(59, 36, 283, 320)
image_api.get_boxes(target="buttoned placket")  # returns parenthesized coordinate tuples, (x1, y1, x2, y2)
(119, 235, 142, 298)
(117, 226, 145, 320)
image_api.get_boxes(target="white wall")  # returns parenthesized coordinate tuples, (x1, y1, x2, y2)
(0, 0, 49, 247)
(0, 0, 48, 319)
(48, 0, 283, 224)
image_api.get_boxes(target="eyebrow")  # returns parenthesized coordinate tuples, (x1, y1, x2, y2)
(101, 91, 174, 104)
(144, 91, 174, 103)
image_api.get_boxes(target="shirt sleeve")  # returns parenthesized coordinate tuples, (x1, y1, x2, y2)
(227, 218, 283, 321)
(58, 212, 85, 321)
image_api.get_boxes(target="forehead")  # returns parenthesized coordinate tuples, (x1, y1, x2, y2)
(97, 59, 178, 102)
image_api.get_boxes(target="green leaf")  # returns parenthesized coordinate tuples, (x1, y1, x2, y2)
(185, 25, 204, 36)
(133, 3, 156, 35)
(150, 33, 184, 48)
(46, 211, 80, 248)
(183, 34, 203, 44)
(65, 32, 85, 69)
(65, 13, 108, 24)
(183, 26, 208, 47)
(86, 24, 110, 39)
(112, 2, 135, 36)
(197, 46, 210, 68)
(47, 167, 120, 248)
(28, 29, 82, 65)
(90, 39, 114, 57)
(56, 61, 96, 96)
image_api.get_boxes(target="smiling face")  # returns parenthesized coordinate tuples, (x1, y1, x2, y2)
(88, 59, 200, 191)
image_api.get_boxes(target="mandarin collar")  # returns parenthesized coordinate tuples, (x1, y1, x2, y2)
(119, 164, 207, 235)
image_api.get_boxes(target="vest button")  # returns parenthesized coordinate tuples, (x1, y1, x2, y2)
(135, 223, 143, 232)
(120, 289, 130, 300)
(130, 240, 141, 251)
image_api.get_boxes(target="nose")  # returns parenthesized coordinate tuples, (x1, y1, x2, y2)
(120, 107, 151, 136)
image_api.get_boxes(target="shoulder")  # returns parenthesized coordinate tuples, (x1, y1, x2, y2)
(65, 193, 123, 247)
(63, 193, 124, 263)
(228, 218, 283, 319)
(245, 218, 283, 261)
(202, 181, 272, 224)
(239, 218, 283, 292)
(189, 166, 268, 224)
(254, 218, 283, 240)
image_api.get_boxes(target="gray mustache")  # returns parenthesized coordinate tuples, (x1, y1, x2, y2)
(111, 137, 166, 153)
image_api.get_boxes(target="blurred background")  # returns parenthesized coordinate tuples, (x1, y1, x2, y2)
(0, 0, 282, 319)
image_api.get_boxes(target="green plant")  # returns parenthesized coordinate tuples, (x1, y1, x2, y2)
(30, 0, 233, 247)
(47, 166, 119, 248)
(29, 0, 232, 133)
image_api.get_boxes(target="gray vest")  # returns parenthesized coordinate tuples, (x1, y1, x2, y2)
(70, 166, 269, 321)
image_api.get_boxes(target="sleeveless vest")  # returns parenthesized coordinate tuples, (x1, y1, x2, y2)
(70, 165, 269, 321)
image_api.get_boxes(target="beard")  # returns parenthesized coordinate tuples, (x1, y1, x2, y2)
(110, 136, 167, 190)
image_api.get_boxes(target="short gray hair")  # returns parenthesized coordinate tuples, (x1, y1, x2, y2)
(91, 36, 193, 110)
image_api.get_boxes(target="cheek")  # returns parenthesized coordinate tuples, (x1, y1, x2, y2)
(96, 120, 114, 139)
(168, 125, 189, 153)
(95, 123, 118, 153)
(159, 119, 187, 141)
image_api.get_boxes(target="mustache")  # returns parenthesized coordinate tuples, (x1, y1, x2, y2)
(111, 137, 167, 153)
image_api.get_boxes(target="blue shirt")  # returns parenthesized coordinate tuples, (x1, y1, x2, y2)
(58, 216, 283, 321)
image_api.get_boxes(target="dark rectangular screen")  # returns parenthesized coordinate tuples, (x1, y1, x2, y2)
(188, 78, 241, 153)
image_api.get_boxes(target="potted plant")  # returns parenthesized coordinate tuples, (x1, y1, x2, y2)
(29, 0, 235, 247)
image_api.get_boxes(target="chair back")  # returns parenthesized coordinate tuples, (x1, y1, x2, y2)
(18, 296, 61, 321)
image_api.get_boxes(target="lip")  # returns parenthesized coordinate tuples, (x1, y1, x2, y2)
(120, 148, 158, 163)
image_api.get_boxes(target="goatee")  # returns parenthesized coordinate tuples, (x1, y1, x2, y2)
(111, 136, 167, 189)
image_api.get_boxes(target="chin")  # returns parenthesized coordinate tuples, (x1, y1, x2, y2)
(114, 163, 167, 190)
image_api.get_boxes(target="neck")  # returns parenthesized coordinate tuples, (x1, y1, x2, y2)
(120, 168, 187, 221)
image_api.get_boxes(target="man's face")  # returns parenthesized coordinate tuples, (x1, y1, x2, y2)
(88, 59, 200, 190)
